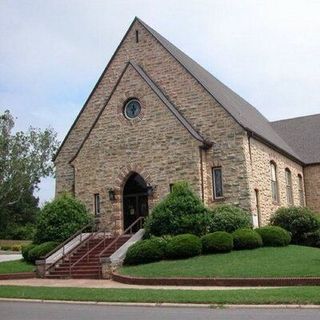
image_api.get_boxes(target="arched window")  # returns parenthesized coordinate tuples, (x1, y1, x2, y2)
(298, 174, 304, 206)
(270, 161, 278, 202)
(285, 168, 293, 205)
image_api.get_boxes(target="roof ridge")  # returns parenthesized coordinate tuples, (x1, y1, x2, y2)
(271, 113, 320, 123)
(136, 17, 302, 163)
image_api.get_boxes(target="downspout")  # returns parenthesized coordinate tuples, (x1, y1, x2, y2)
(199, 147, 204, 203)
(199, 141, 213, 203)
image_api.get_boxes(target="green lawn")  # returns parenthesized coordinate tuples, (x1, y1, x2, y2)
(0, 260, 34, 274)
(0, 285, 319, 305)
(120, 245, 320, 278)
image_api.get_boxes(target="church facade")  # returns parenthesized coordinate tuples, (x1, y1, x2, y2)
(54, 18, 320, 233)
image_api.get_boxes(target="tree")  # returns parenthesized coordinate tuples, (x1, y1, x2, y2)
(0, 110, 59, 227)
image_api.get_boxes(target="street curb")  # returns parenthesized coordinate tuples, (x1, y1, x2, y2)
(0, 298, 319, 309)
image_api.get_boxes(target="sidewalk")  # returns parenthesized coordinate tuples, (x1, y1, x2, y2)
(0, 278, 276, 290)
(0, 254, 22, 263)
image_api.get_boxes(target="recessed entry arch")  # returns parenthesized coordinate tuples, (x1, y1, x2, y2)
(122, 172, 149, 231)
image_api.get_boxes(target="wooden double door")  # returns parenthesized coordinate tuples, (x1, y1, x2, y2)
(123, 173, 149, 231)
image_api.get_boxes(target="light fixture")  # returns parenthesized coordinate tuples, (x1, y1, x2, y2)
(108, 189, 116, 201)
(147, 184, 155, 196)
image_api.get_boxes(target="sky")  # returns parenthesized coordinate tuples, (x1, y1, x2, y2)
(1, 0, 319, 205)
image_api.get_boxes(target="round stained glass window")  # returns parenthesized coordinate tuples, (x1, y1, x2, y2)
(124, 99, 141, 119)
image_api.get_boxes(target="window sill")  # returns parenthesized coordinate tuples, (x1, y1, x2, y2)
(211, 197, 225, 203)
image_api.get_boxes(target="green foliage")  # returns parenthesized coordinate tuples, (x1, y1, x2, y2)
(28, 242, 58, 263)
(270, 207, 320, 243)
(124, 238, 167, 265)
(0, 110, 59, 223)
(1, 223, 36, 240)
(144, 182, 209, 237)
(33, 193, 92, 244)
(255, 226, 291, 247)
(300, 229, 320, 248)
(232, 228, 262, 250)
(201, 231, 233, 253)
(166, 234, 202, 259)
(21, 243, 37, 263)
(208, 205, 253, 233)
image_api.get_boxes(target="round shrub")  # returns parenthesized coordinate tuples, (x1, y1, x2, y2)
(34, 193, 93, 244)
(124, 238, 166, 265)
(300, 229, 320, 248)
(270, 207, 320, 243)
(28, 241, 59, 264)
(255, 226, 291, 247)
(166, 234, 202, 259)
(208, 205, 253, 233)
(144, 182, 209, 237)
(232, 228, 262, 250)
(21, 243, 37, 263)
(201, 231, 233, 253)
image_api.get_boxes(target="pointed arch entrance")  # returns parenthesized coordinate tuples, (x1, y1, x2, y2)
(123, 172, 149, 230)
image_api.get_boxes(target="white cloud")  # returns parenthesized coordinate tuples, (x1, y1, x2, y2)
(1, 0, 319, 202)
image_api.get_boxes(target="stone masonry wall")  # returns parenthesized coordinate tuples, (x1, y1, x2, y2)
(72, 65, 203, 232)
(244, 135, 305, 226)
(56, 19, 252, 224)
(304, 164, 320, 212)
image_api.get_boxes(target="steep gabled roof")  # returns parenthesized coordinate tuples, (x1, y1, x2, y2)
(70, 61, 209, 163)
(136, 18, 302, 163)
(271, 114, 320, 165)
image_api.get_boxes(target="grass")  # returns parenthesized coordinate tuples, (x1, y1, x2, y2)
(0, 285, 319, 304)
(0, 260, 34, 274)
(120, 245, 320, 278)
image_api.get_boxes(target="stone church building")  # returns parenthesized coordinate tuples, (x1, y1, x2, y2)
(54, 18, 320, 232)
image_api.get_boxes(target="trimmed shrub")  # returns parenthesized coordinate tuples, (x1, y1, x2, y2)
(255, 226, 291, 247)
(144, 182, 209, 237)
(232, 228, 262, 250)
(300, 229, 320, 248)
(201, 231, 233, 253)
(22, 243, 37, 263)
(28, 242, 58, 264)
(166, 234, 202, 259)
(124, 238, 166, 265)
(34, 193, 93, 244)
(270, 207, 320, 243)
(208, 205, 253, 233)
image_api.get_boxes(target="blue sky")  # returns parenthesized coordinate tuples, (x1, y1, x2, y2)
(1, 0, 319, 204)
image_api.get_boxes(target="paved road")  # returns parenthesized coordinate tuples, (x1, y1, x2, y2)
(0, 301, 319, 320)
(0, 254, 22, 262)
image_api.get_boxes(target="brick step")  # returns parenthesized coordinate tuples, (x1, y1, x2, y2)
(55, 266, 100, 271)
(50, 269, 100, 275)
(46, 274, 100, 279)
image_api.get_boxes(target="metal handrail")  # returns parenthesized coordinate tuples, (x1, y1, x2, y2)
(42, 221, 96, 260)
(44, 222, 99, 274)
(98, 216, 144, 259)
(68, 227, 110, 275)
(69, 217, 144, 277)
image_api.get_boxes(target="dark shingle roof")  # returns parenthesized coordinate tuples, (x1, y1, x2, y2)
(137, 18, 302, 162)
(271, 114, 320, 164)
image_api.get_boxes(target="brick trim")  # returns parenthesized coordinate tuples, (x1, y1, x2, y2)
(112, 272, 320, 287)
(0, 272, 36, 280)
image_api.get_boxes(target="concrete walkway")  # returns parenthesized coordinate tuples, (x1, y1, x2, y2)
(0, 254, 22, 263)
(0, 278, 278, 290)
